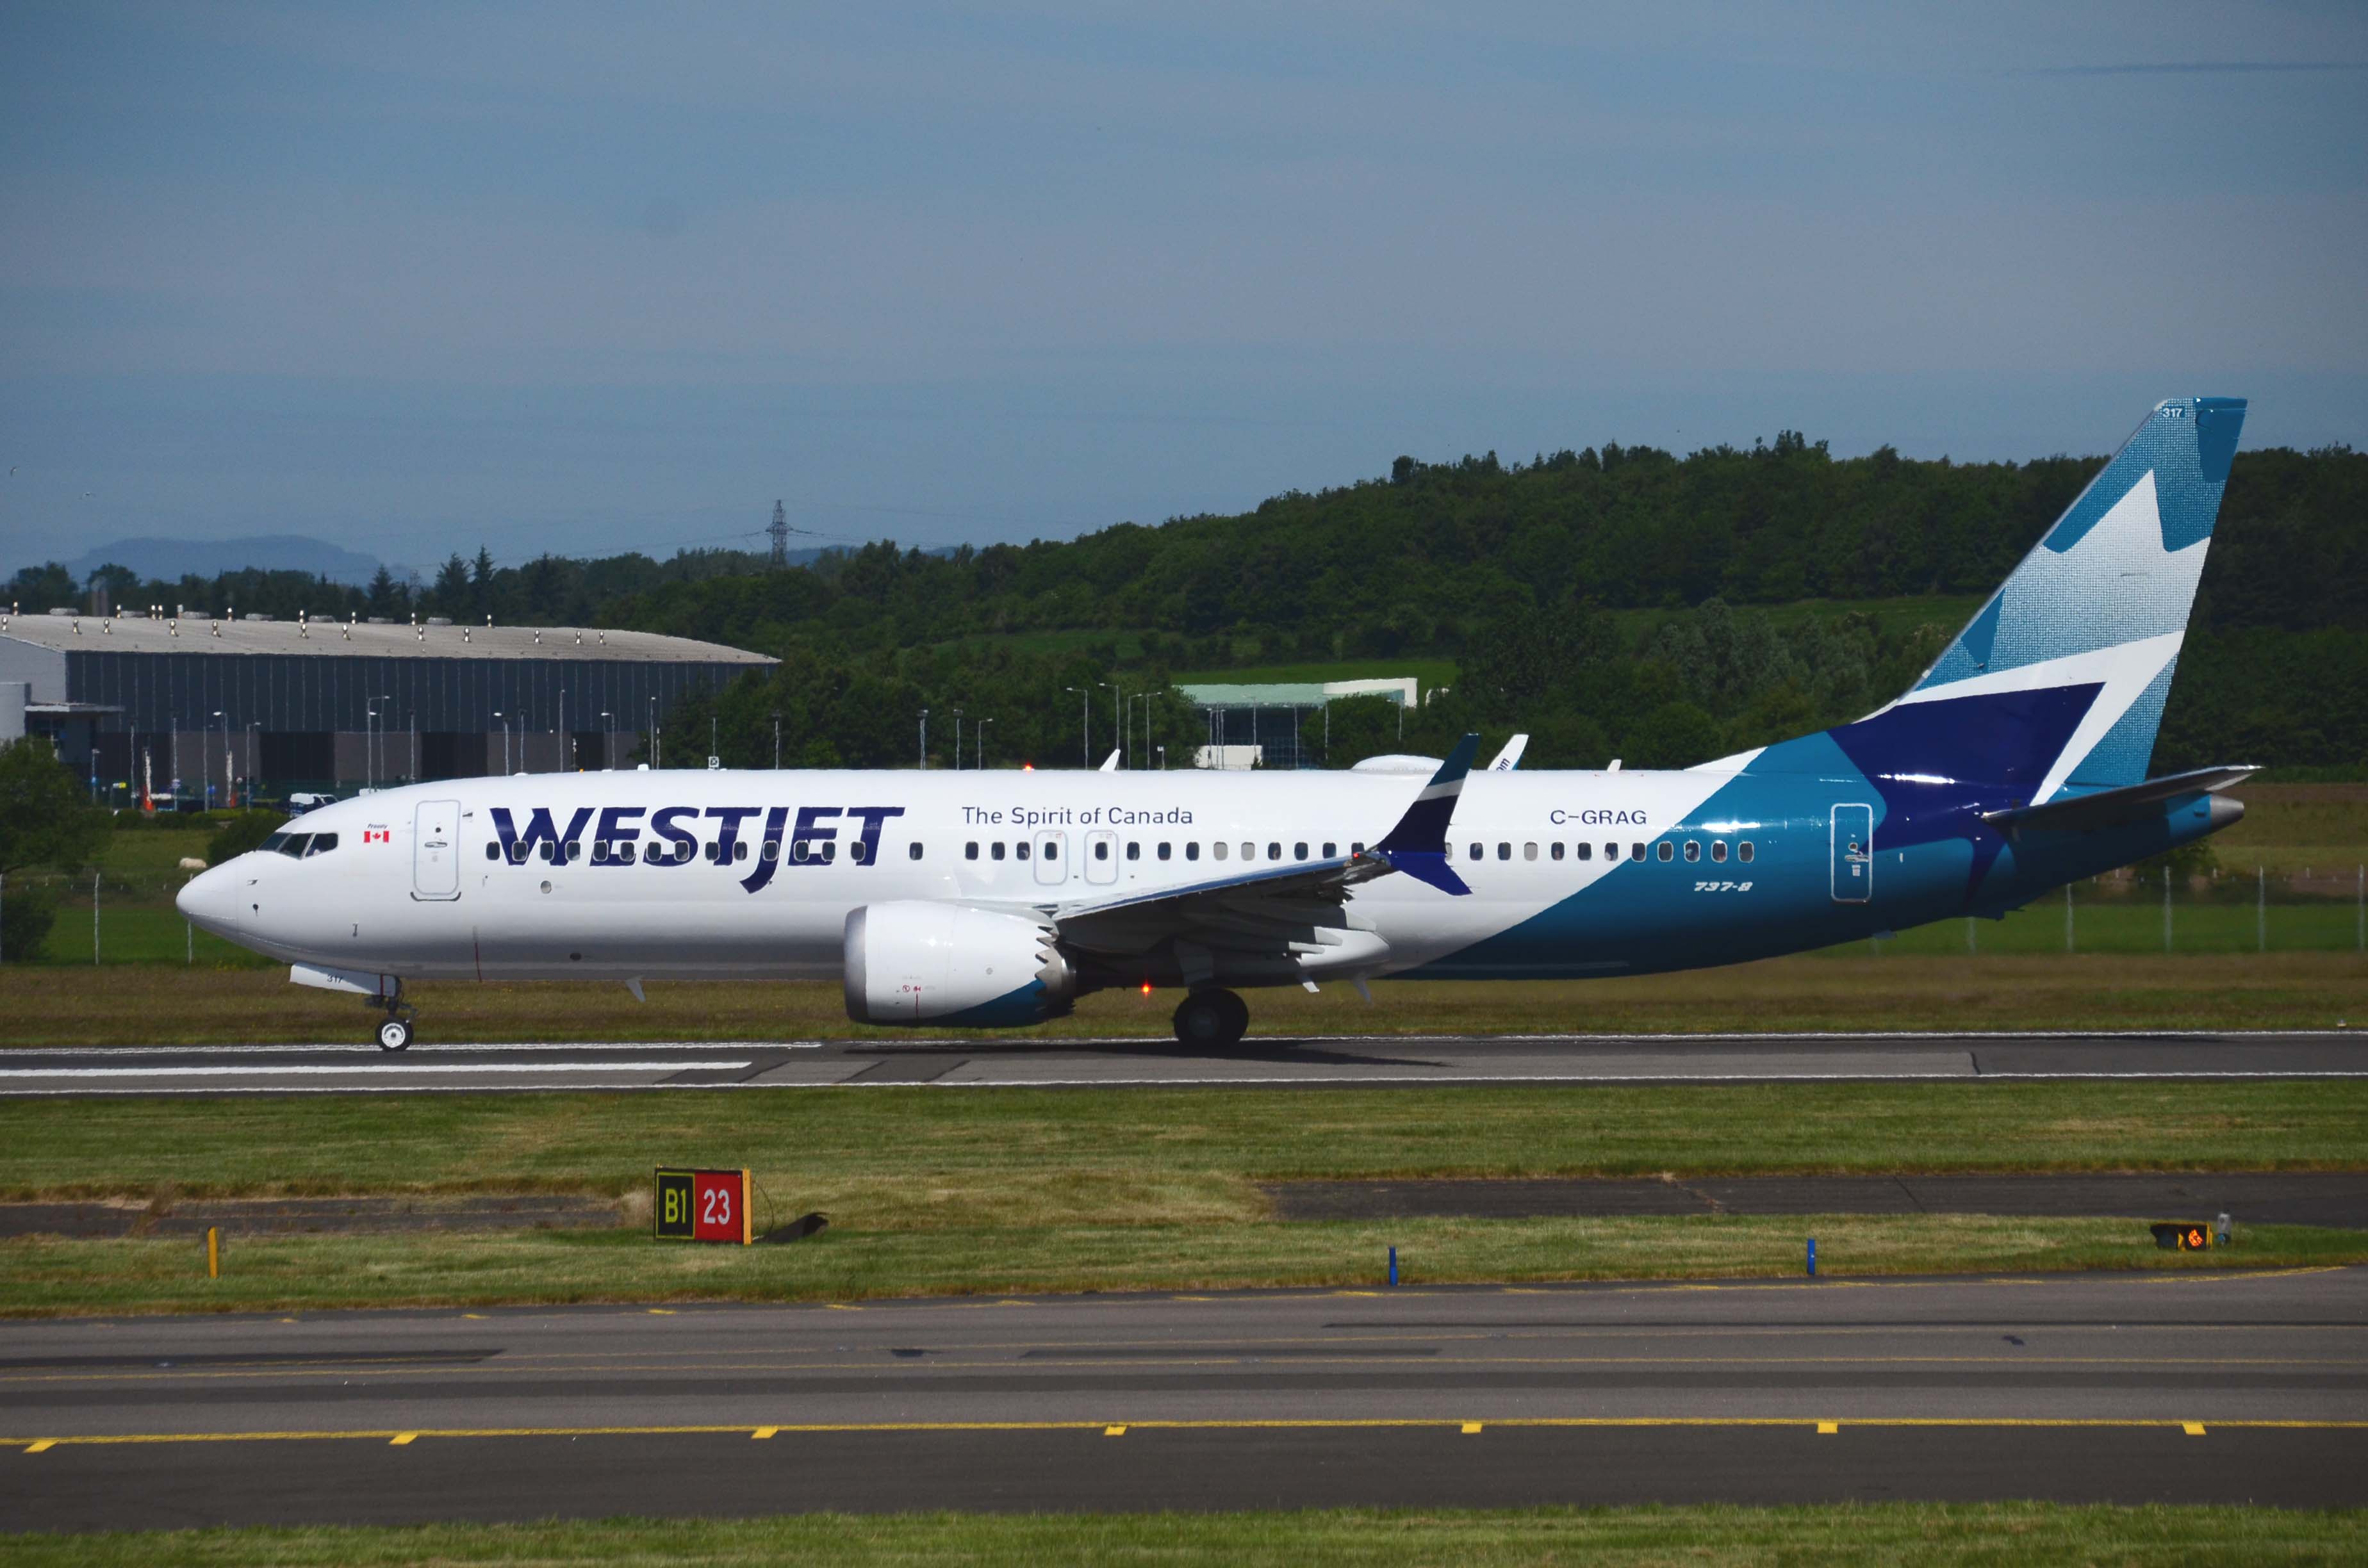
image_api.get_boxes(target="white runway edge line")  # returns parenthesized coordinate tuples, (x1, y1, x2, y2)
(0, 1043, 821, 1058)
(0, 1062, 751, 1079)
(3, 1030, 2355, 1057)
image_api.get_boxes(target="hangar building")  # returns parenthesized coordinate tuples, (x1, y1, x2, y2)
(0, 608, 773, 808)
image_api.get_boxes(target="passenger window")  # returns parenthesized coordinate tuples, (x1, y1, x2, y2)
(1242, 842, 1255, 861)
(1467, 843, 1482, 861)
(1322, 842, 1336, 858)
(1630, 842, 1645, 862)
(547, 842, 563, 863)
(1016, 842, 1031, 861)
(618, 843, 637, 865)
(570, 842, 587, 862)
(1575, 842, 1592, 862)
(1657, 842, 1673, 862)
(770, 840, 786, 862)
(821, 841, 836, 863)
(1524, 842, 1538, 861)
(991, 842, 1006, 861)
(483, 842, 498, 862)
(1213, 842, 1228, 861)
(1294, 842, 1308, 860)
(1711, 840, 1727, 862)
(1186, 842, 1200, 862)
(1498, 843, 1511, 861)
(909, 842, 923, 860)
(1093, 840, 1108, 862)
(1739, 841, 1755, 862)
(966, 841, 979, 860)
(1042, 841, 1057, 861)
(1351, 842, 1365, 855)
(510, 844, 528, 865)
(1126, 842, 1140, 860)
(1684, 841, 1700, 862)
(1550, 842, 1565, 861)
(1158, 842, 1172, 861)
(306, 833, 335, 855)
(1268, 842, 1281, 861)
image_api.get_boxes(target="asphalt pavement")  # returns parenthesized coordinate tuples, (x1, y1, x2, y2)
(4, 1030, 2364, 1095)
(3, 1266, 2364, 1526)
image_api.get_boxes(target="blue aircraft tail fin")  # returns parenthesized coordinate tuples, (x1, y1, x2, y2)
(1767, 397, 2244, 804)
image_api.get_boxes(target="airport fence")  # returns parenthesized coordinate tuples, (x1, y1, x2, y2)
(0, 865, 2362, 968)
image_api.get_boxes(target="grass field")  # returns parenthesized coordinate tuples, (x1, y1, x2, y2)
(8, 1214, 2361, 1317)
(9, 1081, 2363, 1205)
(3, 1079, 2362, 1314)
(1, 1503, 2361, 1567)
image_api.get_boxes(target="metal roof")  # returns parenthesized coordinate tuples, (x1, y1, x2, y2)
(0, 614, 773, 666)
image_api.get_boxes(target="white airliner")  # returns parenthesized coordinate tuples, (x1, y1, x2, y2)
(180, 399, 2255, 1051)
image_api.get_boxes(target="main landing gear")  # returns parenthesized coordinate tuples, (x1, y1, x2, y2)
(1172, 988, 1249, 1050)
(371, 988, 416, 1052)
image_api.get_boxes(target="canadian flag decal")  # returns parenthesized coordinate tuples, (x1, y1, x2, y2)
(364, 828, 391, 844)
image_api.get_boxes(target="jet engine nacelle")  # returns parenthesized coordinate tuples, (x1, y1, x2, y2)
(843, 902, 1078, 1027)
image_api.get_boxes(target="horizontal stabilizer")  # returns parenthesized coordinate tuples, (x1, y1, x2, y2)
(1980, 765, 2256, 836)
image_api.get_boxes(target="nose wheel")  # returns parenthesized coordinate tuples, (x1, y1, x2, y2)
(370, 993, 415, 1052)
(1172, 988, 1249, 1050)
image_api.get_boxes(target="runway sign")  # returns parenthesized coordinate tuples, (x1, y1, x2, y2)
(2150, 1221, 2213, 1251)
(655, 1168, 752, 1245)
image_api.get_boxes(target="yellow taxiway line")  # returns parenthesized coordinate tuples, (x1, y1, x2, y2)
(11, 1417, 2368, 1450)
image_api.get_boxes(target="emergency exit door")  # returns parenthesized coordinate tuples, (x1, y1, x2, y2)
(413, 799, 461, 901)
(1033, 831, 1069, 886)
(1830, 803, 1872, 903)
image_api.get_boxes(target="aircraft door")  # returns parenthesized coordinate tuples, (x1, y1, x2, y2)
(413, 799, 462, 901)
(1033, 831, 1069, 886)
(1830, 803, 1873, 903)
(1084, 829, 1118, 885)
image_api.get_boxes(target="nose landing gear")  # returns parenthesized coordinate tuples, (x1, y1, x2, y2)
(1171, 988, 1249, 1050)
(369, 986, 416, 1052)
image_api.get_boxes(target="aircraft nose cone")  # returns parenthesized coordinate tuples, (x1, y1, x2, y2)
(176, 863, 242, 936)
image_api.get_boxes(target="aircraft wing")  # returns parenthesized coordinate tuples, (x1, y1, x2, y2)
(1036, 736, 1480, 973)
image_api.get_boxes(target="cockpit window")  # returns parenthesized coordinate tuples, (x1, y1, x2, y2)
(305, 833, 337, 855)
(272, 833, 313, 858)
(260, 833, 290, 854)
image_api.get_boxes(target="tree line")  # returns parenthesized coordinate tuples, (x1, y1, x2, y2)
(8, 438, 2362, 772)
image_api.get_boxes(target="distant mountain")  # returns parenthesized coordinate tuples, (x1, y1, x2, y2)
(59, 535, 390, 586)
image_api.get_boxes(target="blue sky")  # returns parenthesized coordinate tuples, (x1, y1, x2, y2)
(3, 2, 2364, 573)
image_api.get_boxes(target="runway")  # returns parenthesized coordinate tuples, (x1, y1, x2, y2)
(3, 1267, 2363, 1527)
(4, 1030, 2364, 1095)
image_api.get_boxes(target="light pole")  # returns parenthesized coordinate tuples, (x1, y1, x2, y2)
(377, 694, 393, 787)
(772, 711, 781, 770)
(978, 718, 993, 771)
(493, 711, 507, 774)
(211, 711, 226, 810)
(950, 708, 963, 772)
(919, 708, 929, 769)
(600, 710, 611, 771)
(1100, 683, 1119, 768)
(1064, 687, 1088, 767)
(246, 723, 259, 807)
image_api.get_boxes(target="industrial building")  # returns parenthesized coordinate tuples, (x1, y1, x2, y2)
(0, 608, 773, 808)
(1179, 676, 1422, 769)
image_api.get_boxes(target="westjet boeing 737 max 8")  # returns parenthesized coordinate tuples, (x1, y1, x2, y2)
(181, 398, 2255, 1050)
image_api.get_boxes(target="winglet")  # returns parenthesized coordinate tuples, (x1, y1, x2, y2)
(1370, 733, 1479, 895)
(1099, 749, 1121, 772)
(1488, 734, 1528, 771)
